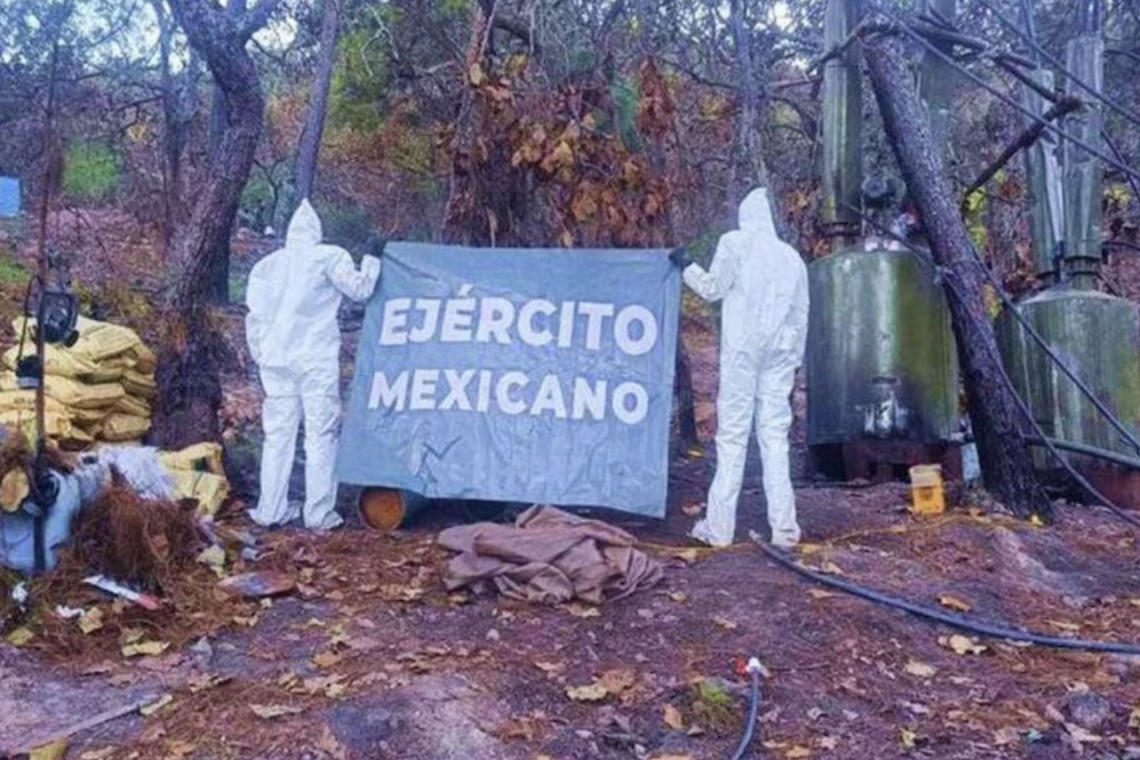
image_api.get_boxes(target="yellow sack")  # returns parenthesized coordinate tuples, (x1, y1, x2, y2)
(14, 316, 143, 363)
(134, 343, 157, 375)
(0, 409, 93, 445)
(0, 372, 126, 410)
(169, 470, 229, 516)
(0, 389, 71, 416)
(69, 406, 108, 425)
(3, 344, 102, 380)
(100, 413, 150, 442)
(159, 442, 225, 476)
(122, 369, 156, 399)
(72, 316, 158, 374)
(113, 394, 152, 418)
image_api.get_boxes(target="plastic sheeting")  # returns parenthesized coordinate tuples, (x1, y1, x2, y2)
(337, 243, 680, 517)
(0, 472, 82, 573)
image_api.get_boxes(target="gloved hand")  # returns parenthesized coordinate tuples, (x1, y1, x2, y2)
(669, 246, 693, 269)
(366, 233, 387, 259)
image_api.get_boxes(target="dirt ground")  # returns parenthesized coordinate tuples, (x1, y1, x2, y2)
(3, 214, 1140, 760)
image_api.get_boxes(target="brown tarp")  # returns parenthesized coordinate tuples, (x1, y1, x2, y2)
(438, 505, 664, 604)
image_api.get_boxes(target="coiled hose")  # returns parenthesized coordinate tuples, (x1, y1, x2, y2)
(753, 537, 1140, 655)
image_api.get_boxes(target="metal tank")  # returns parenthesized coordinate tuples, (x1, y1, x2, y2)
(996, 1, 1140, 505)
(996, 288, 1140, 462)
(805, 0, 962, 478)
(807, 244, 959, 446)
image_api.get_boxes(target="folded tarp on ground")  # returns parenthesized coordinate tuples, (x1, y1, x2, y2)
(438, 505, 663, 604)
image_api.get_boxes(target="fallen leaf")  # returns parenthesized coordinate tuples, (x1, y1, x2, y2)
(712, 616, 738, 631)
(196, 544, 226, 568)
(1064, 723, 1103, 751)
(1048, 620, 1081, 633)
(786, 747, 812, 759)
(566, 683, 609, 702)
(122, 640, 170, 658)
(5, 627, 33, 646)
(563, 603, 600, 618)
(250, 704, 304, 719)
(121, 628, 145, 644)
(534, 661, 565, 676)
(807, 588, 835, 600)
(899, 728, 918, 749)
(937, 594, 972, 612)
(818, 561, 845, 576)
(79, 749, 116, 760)
(140, 694, 174, 717)
(668, 591, 689, 603)
(818, 736, 838, 751)
(904, 660, 938, 678)
(598, 669, 636, 695)
(189, 674, 232, 693)
(312, 650, 344, 668)
(29, 740, 68, 760)
(78, 607, 105, 634)
(663, 703, 684, 730)
(940, 634, 987, 656)
(1129, 704, 1140, 730)
(807, 707, 824, 721)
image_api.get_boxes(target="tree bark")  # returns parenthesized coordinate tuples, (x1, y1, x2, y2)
(198, 0, 248, 306)
(864, 33, 1051, 520)
(155, 0, 276, 448)
(294, 0, 339, 205)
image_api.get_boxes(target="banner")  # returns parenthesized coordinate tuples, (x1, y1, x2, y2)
(337, 242, 680, 517)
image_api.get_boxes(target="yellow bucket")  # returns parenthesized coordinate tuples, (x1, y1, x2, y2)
(909, 464, 945, 515)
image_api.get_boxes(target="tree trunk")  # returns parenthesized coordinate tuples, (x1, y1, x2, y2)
(197, 0, 249, 307)
(294, 0, 339, 205)
(864, 33, 1051, 520)
(155, 0, 274, 448)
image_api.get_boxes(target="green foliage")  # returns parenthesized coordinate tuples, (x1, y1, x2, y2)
(319, 201, 374, 250)
(437, 0, 469, 17)
(388, 128, 434, 176)
(610, 75, 642, 153)
(329, 27, 390, 131)
(0, 251, 26, 285)
(62, 141, 119, 204)
(690, 678, 738, 734)
(240, 174, 281, 233)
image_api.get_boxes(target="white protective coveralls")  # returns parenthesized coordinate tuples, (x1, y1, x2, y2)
(682, 188, 810, 548)
(245, 200, 381, 530)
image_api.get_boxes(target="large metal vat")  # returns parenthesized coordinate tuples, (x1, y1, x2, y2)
(806, 244, 960, 446)
(996, 287, 1140, 463)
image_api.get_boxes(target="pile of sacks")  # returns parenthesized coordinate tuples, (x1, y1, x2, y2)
(0, 316, 156, 448)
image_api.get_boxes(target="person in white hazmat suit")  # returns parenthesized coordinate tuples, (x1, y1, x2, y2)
(670, 187, 810, 548)
(245, 199, 382, 530)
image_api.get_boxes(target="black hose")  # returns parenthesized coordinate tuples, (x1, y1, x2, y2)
(754, 539, 1140, 655)
(729, 665, 762, 760)
(1025, 436, 1140, 473)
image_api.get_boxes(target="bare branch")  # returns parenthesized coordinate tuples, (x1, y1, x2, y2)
(960, 95, 1081, 209)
